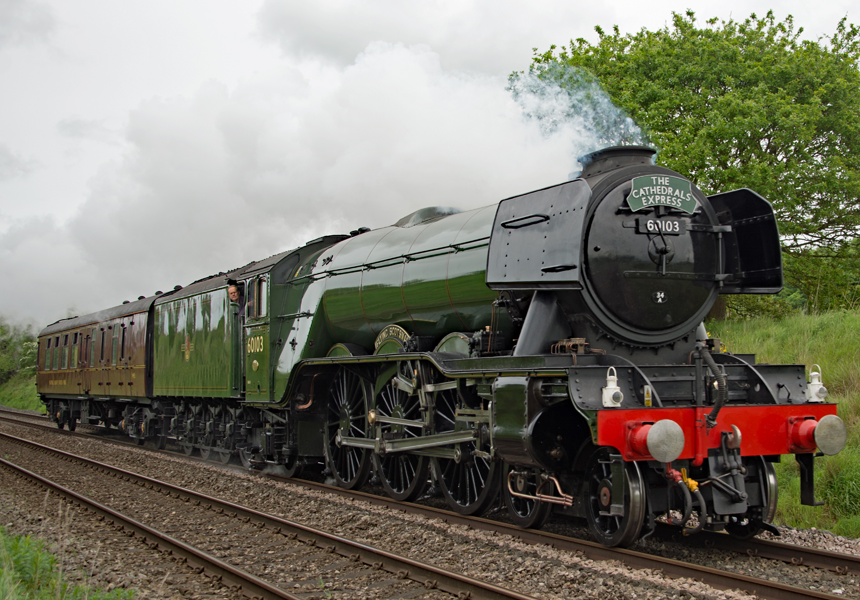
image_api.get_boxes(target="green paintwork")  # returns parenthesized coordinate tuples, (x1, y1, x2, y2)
(435, 333, 471, 356)
(152, 289, 237, 397)
(270, 204, 514, 402)
(491, 377, 533, 465)
(244, 323, 269, 401)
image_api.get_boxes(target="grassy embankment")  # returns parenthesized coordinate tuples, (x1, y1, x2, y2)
(708, 310, 860, 536)
(0, 527, 134, 599)
(0, 372, 39, 412)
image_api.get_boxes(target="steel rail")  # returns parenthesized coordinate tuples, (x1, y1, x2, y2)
(652, 522, 860, 575)
(255, 476, 849, 600)
(0, 457, 304, 600)
(0, 432, 537, 600)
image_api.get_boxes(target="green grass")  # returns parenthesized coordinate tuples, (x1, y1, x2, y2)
(0, 373, 41, 412)
(707, 310, 860, 536)
(0, 527, 134, 600)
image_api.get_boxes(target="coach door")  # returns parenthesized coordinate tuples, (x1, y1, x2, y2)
(244, 276, 270, 402)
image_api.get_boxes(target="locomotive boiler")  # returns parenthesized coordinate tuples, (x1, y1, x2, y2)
(37, 146, 846, 547)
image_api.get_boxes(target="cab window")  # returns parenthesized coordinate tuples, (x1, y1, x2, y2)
(246, 279, 257, 320)
(258, 277, 267, 317)
(246, 277, 268, 320)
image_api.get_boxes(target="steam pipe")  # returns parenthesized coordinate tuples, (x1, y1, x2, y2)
(699, 343, 727, 429)
(670, 481, 693, 528)
(683, 489, 706, 536)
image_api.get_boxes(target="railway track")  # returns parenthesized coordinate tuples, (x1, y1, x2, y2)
(1, 408, 855, 599)
(0, 431, 536, 600)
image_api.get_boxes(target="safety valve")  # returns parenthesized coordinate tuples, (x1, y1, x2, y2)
(602, 367, 623, 408)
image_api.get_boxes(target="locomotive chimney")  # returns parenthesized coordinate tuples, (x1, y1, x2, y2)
(579, 145, 656, 178)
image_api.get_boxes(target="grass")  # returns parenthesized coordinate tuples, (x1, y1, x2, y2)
(0, 373, 41, 412)
(0, 526, 134, 600)
(707, 310, 860, 536)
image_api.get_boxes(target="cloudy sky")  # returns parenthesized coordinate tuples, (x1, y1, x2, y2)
(1, 0, 854, 328)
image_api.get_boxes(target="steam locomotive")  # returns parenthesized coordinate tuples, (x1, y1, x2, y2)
(37, 146, 846, 547)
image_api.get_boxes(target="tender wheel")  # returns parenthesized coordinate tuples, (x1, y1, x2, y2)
(178, 407, 197, 456)
(215, 449, 232, 464)
(726, 457, 778, 540)
(431, 386, 501, 515)
(239, 447, 262, 470)
(503, 464, 553, 529)
(584, 446, 646, 547)
(325, 367, 372, 490)
(373, 366, 430, 501)
(283, 454, 302, 478)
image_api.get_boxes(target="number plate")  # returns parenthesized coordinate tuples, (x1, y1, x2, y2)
(637, 219, 686, 235)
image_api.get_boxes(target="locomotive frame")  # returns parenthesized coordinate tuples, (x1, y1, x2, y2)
(37, 146, 846, 547)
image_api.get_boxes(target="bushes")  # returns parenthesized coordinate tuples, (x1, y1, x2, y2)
(0, 318, 40, 411)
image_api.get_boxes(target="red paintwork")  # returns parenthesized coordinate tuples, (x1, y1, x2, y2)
(597, 404, 839, 463)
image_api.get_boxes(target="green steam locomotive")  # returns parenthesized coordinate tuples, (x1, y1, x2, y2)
(37, 146, 845, 547)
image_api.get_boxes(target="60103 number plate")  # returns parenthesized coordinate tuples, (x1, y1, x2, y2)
(637, 219, 686, 235)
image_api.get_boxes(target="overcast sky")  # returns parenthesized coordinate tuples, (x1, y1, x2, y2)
(0, 0, 854, 329)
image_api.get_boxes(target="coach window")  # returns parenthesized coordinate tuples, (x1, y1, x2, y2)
(53, 337, 60, 370)
(100, 329, 106, 363)
(90, 329, 96, 366)
(111, 326, 119, 366)
(71, 332, 79, 368)
(45, 338, 52, 370)
(61, 334, 69, 369)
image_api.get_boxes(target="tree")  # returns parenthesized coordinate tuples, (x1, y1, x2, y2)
(526, 11, 860, 310)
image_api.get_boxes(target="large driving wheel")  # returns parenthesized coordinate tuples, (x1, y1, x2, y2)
(726, 457, 778, 540)
(325, 367, 372, 490)
(503, 464, 553, 529)
(373, 367, 430, 501)
(583, 446, 646, 547)
(431, 386, 501, 515)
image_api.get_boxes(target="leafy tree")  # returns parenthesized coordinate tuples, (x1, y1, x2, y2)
(525, 11, 860, 311)
(0, 318, 36, 386)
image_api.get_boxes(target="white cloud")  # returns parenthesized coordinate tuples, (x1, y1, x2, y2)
(0, 0, 55, 51)
(0, 144, 35, 180)
(256, 0, 610, 74)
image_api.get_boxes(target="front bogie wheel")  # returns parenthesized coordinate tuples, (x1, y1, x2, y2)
(726, 457, 778, 540)
(583, 446, 646, 547)
(503, 464, 553, 529)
